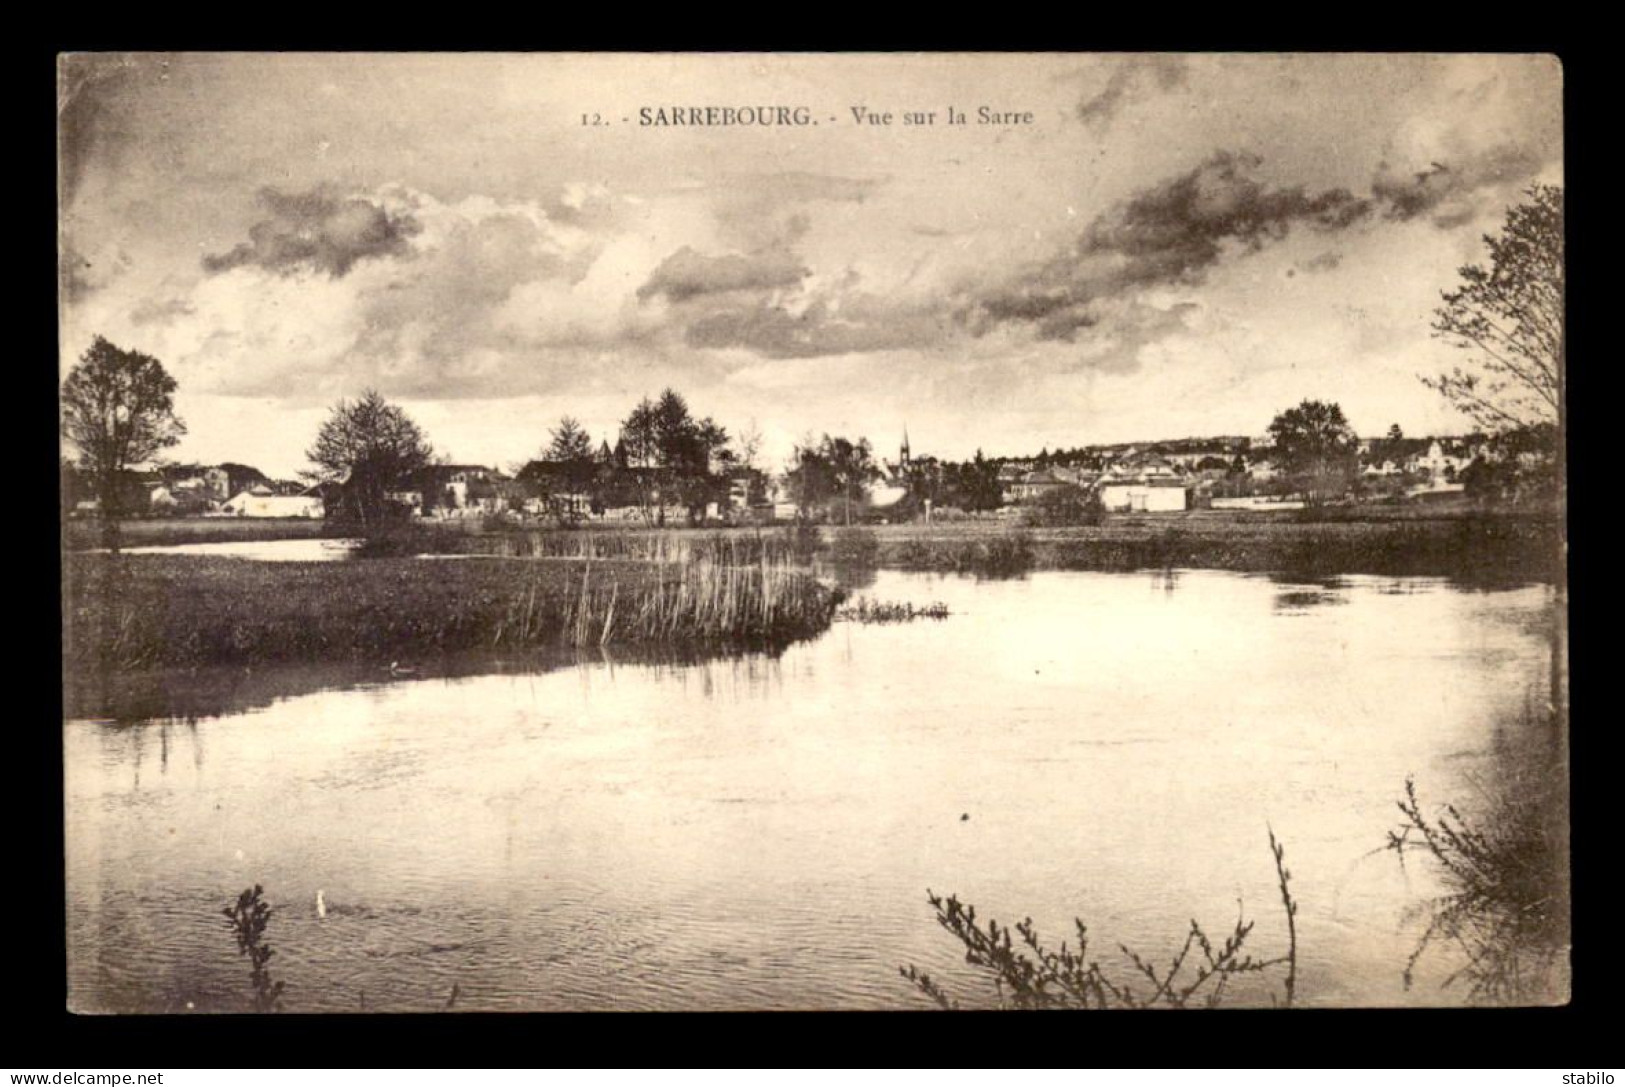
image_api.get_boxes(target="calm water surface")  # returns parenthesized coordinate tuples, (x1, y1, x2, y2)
(65, 566, 1555, 1011)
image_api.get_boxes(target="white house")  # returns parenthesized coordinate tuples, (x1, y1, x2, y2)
(1418, 440, 1473, 481)
(222, 488, 325, 518)
(1099, 479, 1189, 513)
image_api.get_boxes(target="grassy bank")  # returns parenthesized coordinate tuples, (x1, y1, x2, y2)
(66, 509, 1563, 584)
(63, 552, 839, 672)
(875, 513, 1560, 584)
(63, 517, 340, 551)
(358, 512, 1559, 583)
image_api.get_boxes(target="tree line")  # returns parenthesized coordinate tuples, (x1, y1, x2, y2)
(62, 186, 1565, 541)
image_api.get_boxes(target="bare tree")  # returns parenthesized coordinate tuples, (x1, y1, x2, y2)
(1426, 183, 1565, 733)
(1426, 185, 1563, 440)
(60, 336, 187, 548)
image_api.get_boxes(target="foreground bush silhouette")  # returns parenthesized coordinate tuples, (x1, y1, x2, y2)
(901, 829, 1298, 1009)
(223, 885, 284, 1012)
(1385, 772, 1569, 1005)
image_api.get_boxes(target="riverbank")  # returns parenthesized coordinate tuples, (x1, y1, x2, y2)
(63, 552, 840, 672)
(440, 512, 1560, 584)
(63, 508, 1563, 584)
(874, 513, 1561, 583)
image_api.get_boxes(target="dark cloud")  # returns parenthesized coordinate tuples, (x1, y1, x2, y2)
(1371, 145, 1546, 225)
(963, 151, 1371, 341)
(1076, 56, 1187, 132)
(202, 185, 421, 278)
(638, 246, 809, 303)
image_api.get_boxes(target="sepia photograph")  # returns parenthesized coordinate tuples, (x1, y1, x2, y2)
(58, 51, 1567, 1013)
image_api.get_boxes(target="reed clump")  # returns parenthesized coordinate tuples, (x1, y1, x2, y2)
(505, 554, 840, 649)
(889, 529, 1037, 578)
(835, 598, 949, 624)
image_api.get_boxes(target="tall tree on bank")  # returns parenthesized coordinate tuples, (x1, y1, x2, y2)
(60, 336, 187, 548)
(618, 389, 732, 526)
(619, 396, 662, 525)
(1425, 184, 1565, 733)
(1427, 185, 1564, 430)
(307, 390, 434, 531)
(787, 434, 879, 525)
(1427, 184, 1566, 736)
(1426, 184, 1563, 498)
(1267, 400, 1358, 506)
(823, 436, 879, 526)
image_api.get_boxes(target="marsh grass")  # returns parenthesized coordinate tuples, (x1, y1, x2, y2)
(901, 829, 1299, 1009)
(829, 527, 880, 568)
(889, 529, 1036, 578)
(449, 527, 814, 569)
(65, 550, 838, 670)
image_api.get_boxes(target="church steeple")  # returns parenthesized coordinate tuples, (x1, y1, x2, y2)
(900, 426, 911, 470)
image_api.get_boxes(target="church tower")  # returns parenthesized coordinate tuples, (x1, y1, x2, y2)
(900, 427, 911, 471)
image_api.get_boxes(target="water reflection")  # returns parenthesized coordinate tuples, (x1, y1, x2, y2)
(65, 567, 1557, 1011)
(67, 642, 797, 725)
(1273, 588, 1349, 613)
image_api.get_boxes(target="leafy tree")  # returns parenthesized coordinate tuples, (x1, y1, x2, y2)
(1267, 399, 1358, 505)
(1427, 184, 1562, 438)
(60, 336, 187, 547)
(306, 390, 434, 530)
(1021, 484, 1102, 527)
(618, 396, 662, 525)
(957, 450, 1004, 512)
(795, 434, 880, 526)
(786, 434, 838, 521)
(617, 389, 732, 526)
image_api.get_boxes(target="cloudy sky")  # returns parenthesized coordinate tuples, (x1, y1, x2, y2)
(59, 53, 1562, 477)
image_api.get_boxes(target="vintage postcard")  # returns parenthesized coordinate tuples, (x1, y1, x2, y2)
(59, 52, 1567, 1012)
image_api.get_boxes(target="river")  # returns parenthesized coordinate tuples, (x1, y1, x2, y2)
(65, 563, 1558, 1011)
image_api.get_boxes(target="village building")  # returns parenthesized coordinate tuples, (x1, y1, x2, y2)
(1009, 466, 1082, 503)
(1098, 478, 1191, 513)
(221, 484, 325, 518)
